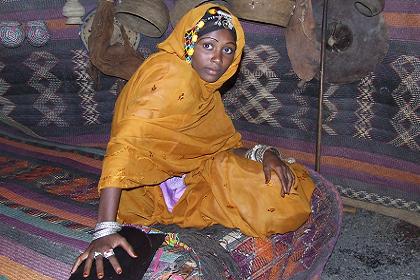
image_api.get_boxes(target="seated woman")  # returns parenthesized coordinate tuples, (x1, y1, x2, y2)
(71, 4, 315, 278)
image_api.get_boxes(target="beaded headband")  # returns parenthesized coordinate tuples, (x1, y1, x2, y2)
(184, 7, 235, 63)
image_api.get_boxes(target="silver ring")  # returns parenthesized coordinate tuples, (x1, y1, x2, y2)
(93, 251, 102, 259)
(103, 249, 115, 259)
(284, 157, 296, 164)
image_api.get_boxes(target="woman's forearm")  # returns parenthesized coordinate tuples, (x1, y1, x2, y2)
(97, 187, 122, 222)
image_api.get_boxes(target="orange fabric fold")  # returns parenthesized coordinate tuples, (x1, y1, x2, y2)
(117, 152, 314, 237)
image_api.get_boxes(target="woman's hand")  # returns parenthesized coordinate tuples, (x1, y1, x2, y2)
(71, 233, 137, 279)
(262, 150, 295, 197)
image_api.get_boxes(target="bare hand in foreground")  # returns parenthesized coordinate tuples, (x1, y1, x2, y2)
(262, 150, 295, 197)
(71, 233, 137, 279)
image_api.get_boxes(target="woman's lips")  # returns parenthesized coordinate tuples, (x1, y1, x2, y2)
(204, 67, 220, 76)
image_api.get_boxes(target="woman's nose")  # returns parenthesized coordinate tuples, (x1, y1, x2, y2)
(211, 51, 222, 64)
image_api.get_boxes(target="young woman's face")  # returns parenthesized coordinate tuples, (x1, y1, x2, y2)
(191, 29, 236, 83)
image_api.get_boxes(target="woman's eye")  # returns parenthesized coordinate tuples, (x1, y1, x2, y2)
(202, 43, 213, 49)
(223, 47, 234, 55)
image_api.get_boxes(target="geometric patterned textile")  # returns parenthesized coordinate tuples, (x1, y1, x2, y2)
(225, 49, 420, 152)
(354, 74, 375, 140)
(388, 55, 419, 151)
(337, 185, 420, 213)
(223, 45, 282, 127)
(0, 134, 342, 280)
(0, 0, 116, 142)
(23, 51, 66, 127)
(72, 49, 100, 125)
(0, 61, 14, 116)
(321, 85, 339, 136)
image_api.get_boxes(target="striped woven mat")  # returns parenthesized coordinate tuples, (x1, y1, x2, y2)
(0, 133, 342, 280)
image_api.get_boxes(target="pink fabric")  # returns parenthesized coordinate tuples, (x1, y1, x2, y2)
(159, 175, 187, 212)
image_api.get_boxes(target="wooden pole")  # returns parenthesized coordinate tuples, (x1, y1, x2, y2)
(315, 0, 329, 172)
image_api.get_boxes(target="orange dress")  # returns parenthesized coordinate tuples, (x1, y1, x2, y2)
(98, 4, 315, 237)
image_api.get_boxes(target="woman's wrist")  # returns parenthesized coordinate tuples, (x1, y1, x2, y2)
(94, 188, 123, 240)
(245, 144, 278, 162)
(245, 144, 296, 164)
(92, 221, 122, 240)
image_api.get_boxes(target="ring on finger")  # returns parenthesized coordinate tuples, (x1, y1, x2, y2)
(284, 157, 296, 164)
(103, 249, 115, 259)
(93, 251, 102, 259)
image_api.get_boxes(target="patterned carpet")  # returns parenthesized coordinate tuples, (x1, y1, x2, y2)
(0, 134, 342, 280)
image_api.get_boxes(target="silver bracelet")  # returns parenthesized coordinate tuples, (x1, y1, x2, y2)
(92, 228, 121, 241)
(245, 144, 296, 164)
(255, 145, 280, 163)
(245, 144, 278, 163)
(245, 145, 259, 161)
(95, 221, 122, 231)
(92, 221, 122, 240)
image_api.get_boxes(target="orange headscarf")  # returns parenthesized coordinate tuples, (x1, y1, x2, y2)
(98, 4, 245, 190)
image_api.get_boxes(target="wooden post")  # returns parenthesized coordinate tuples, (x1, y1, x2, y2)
(315, 0, 329, 172)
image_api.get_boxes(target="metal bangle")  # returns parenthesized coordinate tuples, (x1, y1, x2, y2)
(245, 144, 259, 161)
(245, 144, 296, 164)
(254, 144, 279, 163)
(254, 145, 267, 162)
(245, 148, 254, 160)
(94, 221, 122, 232)
(92, 228, 120, 241)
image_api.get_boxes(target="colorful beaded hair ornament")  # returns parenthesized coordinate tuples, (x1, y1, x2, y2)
(184, 7, 235, 63)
